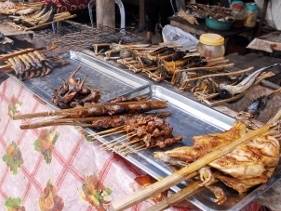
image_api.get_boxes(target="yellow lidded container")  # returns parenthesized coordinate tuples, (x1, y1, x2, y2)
(198, 33, 225, 58)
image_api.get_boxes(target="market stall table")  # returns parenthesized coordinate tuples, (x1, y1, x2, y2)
(0, 77, 185, 210)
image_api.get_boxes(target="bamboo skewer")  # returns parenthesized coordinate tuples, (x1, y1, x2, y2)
(148, 180, 202, 211)
(184, 67, 254, 83)
(178, 63, 234, 73)
(14, 100, 167, 120)
(112, 124, 272, 211)
(0, 48, 44, 61)
(26, 14, 77, 30)
(103, 133, 136, 150)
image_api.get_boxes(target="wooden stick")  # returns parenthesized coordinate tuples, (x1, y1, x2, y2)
(0, 48, 44, 61)
(112, 124, 271, 211)
(104, 132, 136, 150)
(207, 92, 245, 107)
(26, 14, 77, 30)
(148, 180, 201, 211)
(178, 63, 234, 73)
(14, 100, 166, 120)
(89, 126, 125, 137)
(185, 67, 254, 83)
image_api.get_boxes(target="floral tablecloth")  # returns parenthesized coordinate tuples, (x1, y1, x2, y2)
(0, 77, 263, 211)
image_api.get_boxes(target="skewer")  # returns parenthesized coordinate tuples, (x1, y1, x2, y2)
(26, 14, 77, 30)
(103, 132, 136, 150)
(0, 48, 44, 61)
(14, 100, 167, 120)
(114, 138, 143, 150)
(112, 124, 272, 211)
(87, 126, 125, 137)
(148, 179, 201, 211)
(120, 144, 147, 155)
(184, 67, 254, 83)
(178, 63, 234, 73)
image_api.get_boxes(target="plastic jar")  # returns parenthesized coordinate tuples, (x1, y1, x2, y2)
(231, 0, 245, 27)
(198, 33, 225, 58)
(244, 3, 258, 28)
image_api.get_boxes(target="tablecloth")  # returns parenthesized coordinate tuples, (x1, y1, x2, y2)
(0, 77, 264, 211)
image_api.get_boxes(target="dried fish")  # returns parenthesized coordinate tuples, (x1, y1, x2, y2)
(219, 63, 280, 98)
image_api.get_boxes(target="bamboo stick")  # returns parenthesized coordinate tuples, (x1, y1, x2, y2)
(14, 100, 167, 120)
(0, 48, 44, 61)
(112, 124, 271, 211)
(26, 14, 77, 31)
(184, 67, 254, 83)
(148, 180, 201, 211)
(178, 63, 234, 73)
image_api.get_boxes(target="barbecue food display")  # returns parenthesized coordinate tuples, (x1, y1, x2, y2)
(154, 122, 280, 200)
(52, 67, 101, 108)
(15, 96, 182, 153)
(0, 48, 67, 80)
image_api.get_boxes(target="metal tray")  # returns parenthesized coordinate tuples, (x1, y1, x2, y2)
(88, 84, 281, 211)
(9, 50, 281, 210)
(14, 51, 148, 103)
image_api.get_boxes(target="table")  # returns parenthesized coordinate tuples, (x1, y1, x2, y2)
(0, 77, 184, 211)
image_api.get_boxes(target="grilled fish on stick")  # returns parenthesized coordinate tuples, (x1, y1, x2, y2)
(1, 49, 66, 80)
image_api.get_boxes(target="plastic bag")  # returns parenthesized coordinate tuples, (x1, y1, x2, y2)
(162, 25, 198, 50)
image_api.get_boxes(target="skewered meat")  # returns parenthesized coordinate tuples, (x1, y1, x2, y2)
(155, 122, 280, 196)
(123, 115, 182, 149)
(52, 69, 101, 108)
(89, 112, 170, 130)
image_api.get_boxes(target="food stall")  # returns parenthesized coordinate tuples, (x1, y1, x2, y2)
(0, 0, 281, 210)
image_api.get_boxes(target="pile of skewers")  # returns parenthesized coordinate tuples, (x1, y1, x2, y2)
(93, 43, 280, 109)
(14, 9, 76, 30)
(93, 44, 235, 83)
(111, 109, 281, 211)
(52, 67, 101, 108)
(14, 97, 182, 154)
(0, 48, 67, 80)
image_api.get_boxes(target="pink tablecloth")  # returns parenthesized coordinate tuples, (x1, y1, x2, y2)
(0, 77, 263, 211)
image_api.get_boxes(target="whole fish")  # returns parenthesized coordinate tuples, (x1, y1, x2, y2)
(219, 63, 280, 98)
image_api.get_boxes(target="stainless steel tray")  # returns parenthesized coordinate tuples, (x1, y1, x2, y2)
(10, 49, 281, 210)
(16, 51, 148, 103)
(89, 84, 281, 211)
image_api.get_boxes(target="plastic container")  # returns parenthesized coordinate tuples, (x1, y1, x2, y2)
(231, 0, 245, 27)
(198, 33, 225, 58)
(244, 3, 258, 28)
(205, 17, 232, 31)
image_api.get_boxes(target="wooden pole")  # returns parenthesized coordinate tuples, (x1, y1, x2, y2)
(96, 0, 104, 29)
(257, 0, 269, 35)
(138, 0, 145, 31)
(96, 0, 116, 29)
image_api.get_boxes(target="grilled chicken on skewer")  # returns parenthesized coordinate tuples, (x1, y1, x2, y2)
(155, 122, 280, 197)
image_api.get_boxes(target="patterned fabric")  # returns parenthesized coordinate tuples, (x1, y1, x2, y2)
(42, 0, 88, 12)
(0, 78, 263, 210)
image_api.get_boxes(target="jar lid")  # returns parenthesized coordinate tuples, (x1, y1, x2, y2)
(199, 33, 225, 46)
